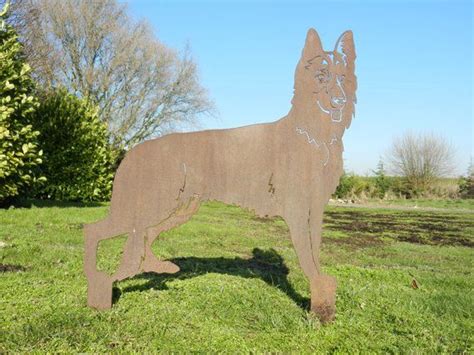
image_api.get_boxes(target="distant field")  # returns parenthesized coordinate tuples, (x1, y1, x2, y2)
(1, 200, 473, 352)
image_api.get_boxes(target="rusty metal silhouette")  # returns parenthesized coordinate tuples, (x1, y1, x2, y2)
(84, 28, 357, 323)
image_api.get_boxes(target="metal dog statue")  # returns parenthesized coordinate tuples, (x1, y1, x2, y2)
(84, 28, 357, 323)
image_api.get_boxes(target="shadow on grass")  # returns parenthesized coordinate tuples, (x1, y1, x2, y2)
(0, 263, 27, 272)
(115, 248, 309, 310)
(1, 198, 106, 209)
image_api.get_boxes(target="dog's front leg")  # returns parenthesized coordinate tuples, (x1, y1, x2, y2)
(288, 209, 336, 323)
(308, 209, 337, 323)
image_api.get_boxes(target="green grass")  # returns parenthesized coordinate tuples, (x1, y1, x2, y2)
(1, 200, 473, 352)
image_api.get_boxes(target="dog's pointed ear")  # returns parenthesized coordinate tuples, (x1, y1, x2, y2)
(302, 28, 323, 59)
(335, 30, 355, 65)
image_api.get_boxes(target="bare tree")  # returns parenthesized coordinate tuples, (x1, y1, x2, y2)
(7, 0, 213, 149)
(387, 132, 456, 192)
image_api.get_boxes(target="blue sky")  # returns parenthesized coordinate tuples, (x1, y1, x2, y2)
(127, 0, 472, 175)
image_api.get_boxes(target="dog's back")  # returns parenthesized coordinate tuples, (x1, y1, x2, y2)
(108, 119, 288, 230)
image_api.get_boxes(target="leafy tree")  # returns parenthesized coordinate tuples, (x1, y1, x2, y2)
(0, 2, 44, 204)
(31, 89, 113, 201)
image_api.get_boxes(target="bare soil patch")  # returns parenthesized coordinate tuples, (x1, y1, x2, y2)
(323, 209, 473, 247)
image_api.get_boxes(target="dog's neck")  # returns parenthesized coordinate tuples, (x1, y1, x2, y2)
(279, 102, 347, 167)
(287, 100, 346, 139)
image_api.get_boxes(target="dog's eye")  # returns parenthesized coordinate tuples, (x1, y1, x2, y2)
(315, 69, 330, 84)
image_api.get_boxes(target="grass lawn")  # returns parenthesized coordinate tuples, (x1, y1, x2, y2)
(1, 200, 473, 352)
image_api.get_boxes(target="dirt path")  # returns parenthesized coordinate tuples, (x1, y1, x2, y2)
(327, 201, 474, 214)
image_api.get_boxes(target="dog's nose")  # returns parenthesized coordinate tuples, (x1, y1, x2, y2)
(331, 96, 346, 107)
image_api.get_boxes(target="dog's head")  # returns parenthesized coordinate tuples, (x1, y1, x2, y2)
(292, 29, 357, 136)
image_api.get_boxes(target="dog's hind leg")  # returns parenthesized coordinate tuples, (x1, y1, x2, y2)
(141, 195, 201, 274)
(113, 227, 147, 281)
(287, 209, 336, 323)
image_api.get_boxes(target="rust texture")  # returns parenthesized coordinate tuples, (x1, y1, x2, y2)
(84, 28, 357, 323)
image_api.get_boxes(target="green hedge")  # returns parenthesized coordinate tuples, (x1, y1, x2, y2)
(0, 19, 44, 204)
(31, 89, 113, 201)
(333, 173, 462, 200)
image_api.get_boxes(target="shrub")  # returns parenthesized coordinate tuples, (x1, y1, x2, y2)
(425, 178, 459, 199)
(334, 173, 371, 199)
(372, 160, 390, 199)
(0, 11, 44, 205)
(459, 161, 474, 199)
(31, 89, 113, 201)
(333, 173, 353, 199)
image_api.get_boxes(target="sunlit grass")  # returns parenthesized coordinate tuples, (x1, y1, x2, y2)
(1, 200, 473, 352)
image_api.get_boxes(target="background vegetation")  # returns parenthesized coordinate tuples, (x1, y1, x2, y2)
(334, 174, 467, 201)
(334, 160, 473, 201)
